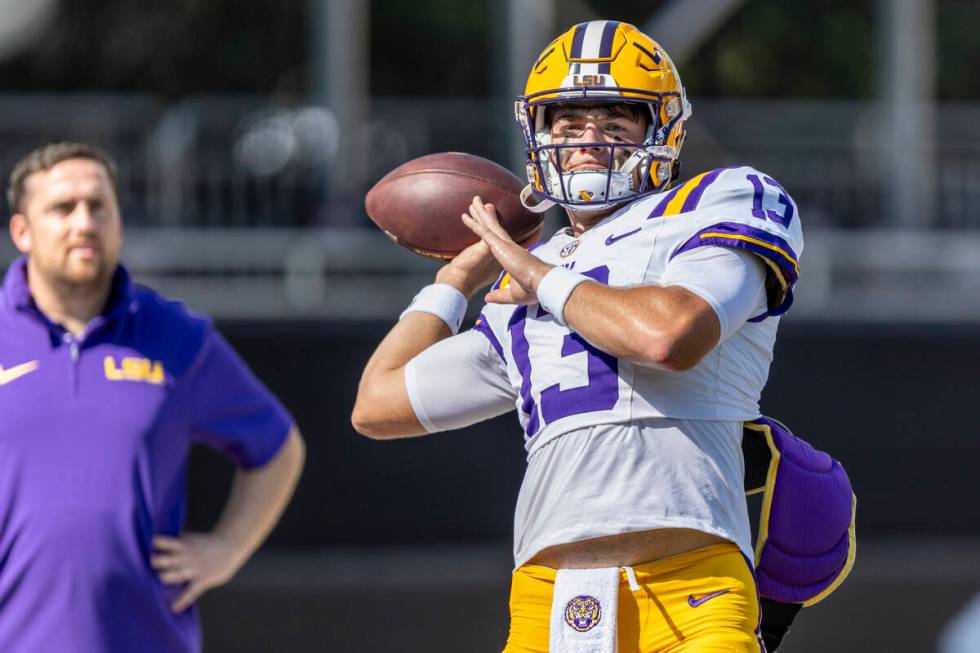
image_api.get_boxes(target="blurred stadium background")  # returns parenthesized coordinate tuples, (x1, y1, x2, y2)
(2, 0, 979, 650)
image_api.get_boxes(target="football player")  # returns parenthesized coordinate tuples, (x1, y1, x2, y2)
(354, 20, 851, 652)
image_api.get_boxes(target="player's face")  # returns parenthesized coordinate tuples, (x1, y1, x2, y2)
(12, 158, 122, 290)
(549, 105, 647, 175)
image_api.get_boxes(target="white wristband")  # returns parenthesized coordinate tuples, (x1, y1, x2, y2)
(400, 283, 468, 334)
(536, 267, 591, 326)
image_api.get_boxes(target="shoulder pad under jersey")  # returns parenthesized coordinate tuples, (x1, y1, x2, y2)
(650, 167, 803, 318)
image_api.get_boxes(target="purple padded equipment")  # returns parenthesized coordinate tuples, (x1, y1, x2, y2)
(744, 417, 856, 606)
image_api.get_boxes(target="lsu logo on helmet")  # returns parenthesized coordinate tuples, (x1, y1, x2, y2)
(515, 21, 692, 213)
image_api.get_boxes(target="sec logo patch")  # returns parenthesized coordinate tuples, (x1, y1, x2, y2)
(559, 240, 579, 258)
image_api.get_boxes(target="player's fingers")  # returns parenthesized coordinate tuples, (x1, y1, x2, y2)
(485, 283, 534, 305)
(483, 288, 510, 304)
(470, 198, 511, 240)
(469, 196, 502, 226)
(461, 211, 486, 234)
(485, 288, 526, 305)
(462, 212, 503, 245)
(468, 199, 493, 228)
(470, 196, 496, 215)
(470, 195, 491, 214)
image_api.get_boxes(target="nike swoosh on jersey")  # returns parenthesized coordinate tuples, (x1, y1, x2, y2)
(687, 589, 730, 608)
(0, 360, 40, 386)
(604, 228, 642, 245)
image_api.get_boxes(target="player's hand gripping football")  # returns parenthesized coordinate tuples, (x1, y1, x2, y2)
(433, 238, 503, 299)
(151, 532, 247, 613)
(461, 196, 552, 305)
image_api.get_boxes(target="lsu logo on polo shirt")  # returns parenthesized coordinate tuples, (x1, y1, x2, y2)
(103, 356, 165, 385)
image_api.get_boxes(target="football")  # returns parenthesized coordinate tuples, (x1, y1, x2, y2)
(365, 152, 543, 259)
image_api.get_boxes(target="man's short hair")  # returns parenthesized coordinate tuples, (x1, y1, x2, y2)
(7, 142, 119, 215)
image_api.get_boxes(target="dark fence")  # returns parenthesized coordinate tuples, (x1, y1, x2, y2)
(187, 319, 980, 544)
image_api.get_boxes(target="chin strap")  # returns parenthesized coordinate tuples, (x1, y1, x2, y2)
(520, 185, 555, 213)
(520, 181, 627, 215)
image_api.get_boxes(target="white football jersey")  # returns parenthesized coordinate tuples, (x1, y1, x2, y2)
(473, 166, 803, 456)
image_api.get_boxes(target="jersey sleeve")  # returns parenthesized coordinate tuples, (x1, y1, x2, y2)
(660, 246, 768, 342)
(655, 167, 804, 319)
(404, 328, 516, 433)
(184, 326, 293, 468)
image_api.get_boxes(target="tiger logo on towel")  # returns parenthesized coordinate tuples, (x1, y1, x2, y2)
(564, 595, 602, 632)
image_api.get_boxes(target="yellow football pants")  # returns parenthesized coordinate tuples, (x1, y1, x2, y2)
(502, 543, 763, 652)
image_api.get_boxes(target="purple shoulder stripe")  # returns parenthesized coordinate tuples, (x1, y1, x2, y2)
(671, 221, 799, 319)
(680, 168, 727, 213)
(647, 184, 683, 218)
(472, 315, 505, 362)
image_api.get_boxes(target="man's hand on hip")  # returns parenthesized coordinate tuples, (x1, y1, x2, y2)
(152, 532, 246, 613)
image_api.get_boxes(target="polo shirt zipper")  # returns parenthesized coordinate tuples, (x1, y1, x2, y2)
(62, 332, 80, 397)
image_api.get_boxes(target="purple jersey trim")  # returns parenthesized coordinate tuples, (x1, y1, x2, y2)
(670, 222, 799, 319)
(647, 184, 683, 218)
(490, 271, 508, 292)
(680, 168, 727, 213)
(472, 314, 505, 362)
(508, 306, 540, 437)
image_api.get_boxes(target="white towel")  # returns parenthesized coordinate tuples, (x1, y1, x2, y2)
(549, 567, 621, 652)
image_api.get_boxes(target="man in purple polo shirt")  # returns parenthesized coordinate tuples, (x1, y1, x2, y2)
(0, 142, 306, 652)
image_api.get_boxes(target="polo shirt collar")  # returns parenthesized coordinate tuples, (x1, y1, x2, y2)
(2, 256, 135, 324)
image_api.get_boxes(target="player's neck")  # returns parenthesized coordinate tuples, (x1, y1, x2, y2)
(26, 263, 112, 338)
(566, 206, 618, 236)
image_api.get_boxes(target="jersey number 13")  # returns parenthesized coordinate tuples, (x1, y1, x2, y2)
(508, 266, 618, 437)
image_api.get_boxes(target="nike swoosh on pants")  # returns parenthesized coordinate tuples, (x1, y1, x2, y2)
(687, 589, 730, 608)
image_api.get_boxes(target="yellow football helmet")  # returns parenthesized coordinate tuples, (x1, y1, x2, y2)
(515, 20, 692, 212)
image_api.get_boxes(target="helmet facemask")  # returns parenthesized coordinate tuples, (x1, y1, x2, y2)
(516, 93, 686, 213)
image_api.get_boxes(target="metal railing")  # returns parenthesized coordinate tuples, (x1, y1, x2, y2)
(2, 93, 979, 230)
(2, 94, 980, 322)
